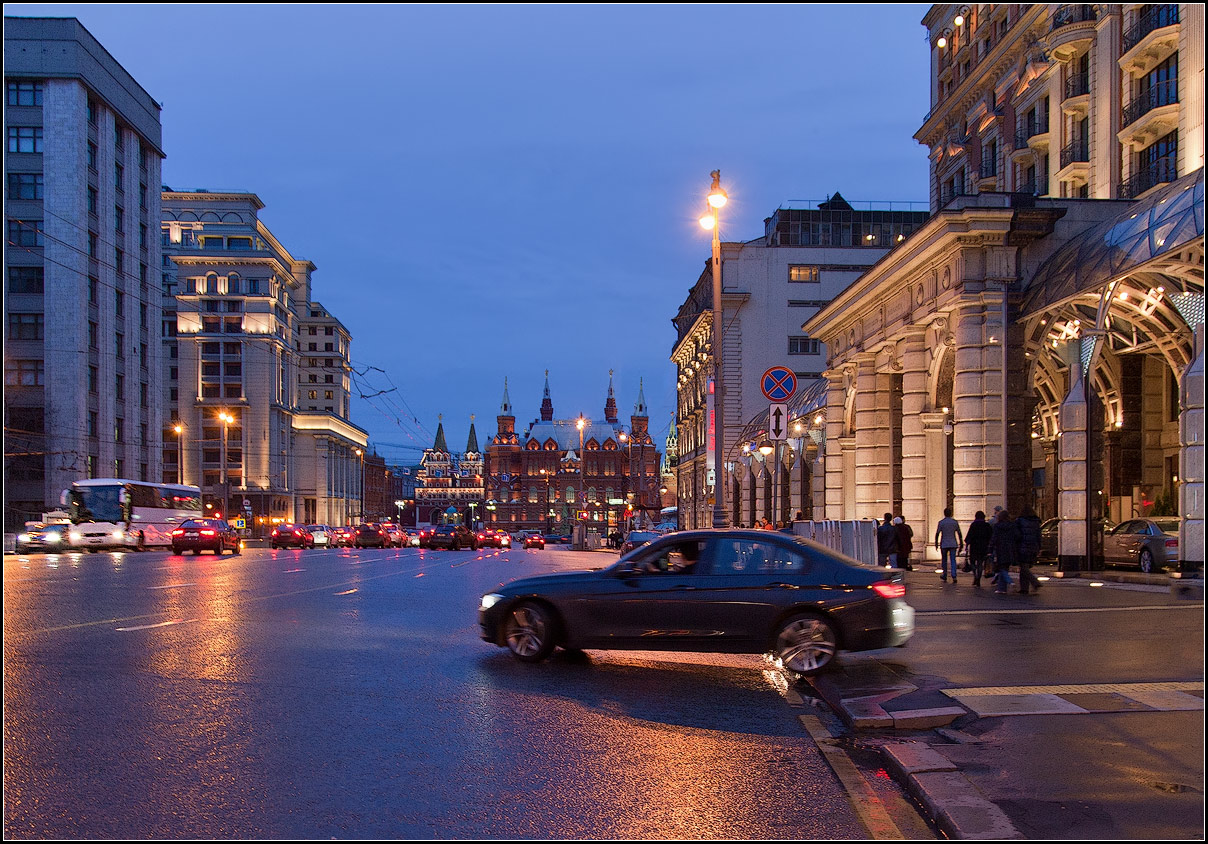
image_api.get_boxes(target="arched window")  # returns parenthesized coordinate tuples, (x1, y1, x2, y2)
(566, 486, 575, 504)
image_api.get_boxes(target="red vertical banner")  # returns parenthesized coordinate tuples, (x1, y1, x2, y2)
(706, 378, 716, 479)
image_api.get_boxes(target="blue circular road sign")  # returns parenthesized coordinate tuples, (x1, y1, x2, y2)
(761, 367, 797, 402)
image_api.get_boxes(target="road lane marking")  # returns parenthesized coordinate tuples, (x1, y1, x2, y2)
(147, 583, 195, 590)
(115, 619, 198, 632)
(918, 604, 1202, 616)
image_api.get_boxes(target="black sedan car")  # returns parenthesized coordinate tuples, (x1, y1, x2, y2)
(353, 523, 390, 548)
(479, 529, 915, 676)
(270, 524, 314, 550)
(429, 524, 478, 550)
(171, 518, 241, 555)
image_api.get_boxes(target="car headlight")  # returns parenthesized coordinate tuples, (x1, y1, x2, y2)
(46, 533, 61, 543)
(480, 593, 505, 611)
(17, 534, 30, 543)
(111, 529, 124, 540)
(69, 532, 83, 543)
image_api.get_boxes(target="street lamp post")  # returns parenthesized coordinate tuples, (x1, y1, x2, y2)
(759, 440, 775, 524)
(354, 448, 364, 523)
(700, 170, 728, 528)
(577, 416, 588, 538)
(173, 422, 184, 485)
(218, 411, 235, 521)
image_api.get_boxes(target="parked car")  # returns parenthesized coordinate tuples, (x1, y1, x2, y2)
(172, 518, 241, 555)
(402, 530, 422, 547)
(1103, 517, 1179, 572)
(271, 524, 314, 550)
(521, 531, 545, 550)
(620, 530, 661, 555)
(331, 526, 355, 547)
(353, 523, 389, 549)
(429, 524, 477, 551)
(15, 522, 80, 553)
(306, 525, 334, 547)
(477, 529, 511, 549)
(479, 529, 915, 676)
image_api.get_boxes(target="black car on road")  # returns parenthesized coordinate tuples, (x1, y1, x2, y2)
(429, 525, 477, 550)
(270, 524, 314, 550)
(171, 518, 241, 555)
(353, 523, 390, 549)
(479, 529, 915, 676)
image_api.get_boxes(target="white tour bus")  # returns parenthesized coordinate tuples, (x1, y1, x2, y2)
(61, 478, 203, 550)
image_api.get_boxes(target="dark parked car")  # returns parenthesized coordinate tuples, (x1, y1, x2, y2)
(1103, 517, 1179, 572)
(354, 523, 390, 548)
(479, 529, 915, 676)
(271, 524, 314, 550)
(521, 531, 545, 549)
(331, 526, 355, 547)
(429, 524, 477, 550)
(172, 518, 241, 555)
(380, 523, 405, 547)
(1039, 517, 1117, 562)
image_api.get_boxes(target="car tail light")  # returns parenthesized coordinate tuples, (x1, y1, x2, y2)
(1165, 538, 1178, 548)
(872, 581, 906, 599)
(172, 529, 184, 536)
(272, 529, 280, 536)
(200, 529, 216, 536)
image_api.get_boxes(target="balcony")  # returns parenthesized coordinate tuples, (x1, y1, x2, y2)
(1049, 5, 1097, 62)
(1121, 155, 1178, 199)
(976, 160, 998, 190)
(1120, 5, 1180, 75)
(1119, 79, 1180, 149)
(1060, 139, 1089, 170)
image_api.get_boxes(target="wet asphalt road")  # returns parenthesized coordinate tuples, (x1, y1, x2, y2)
(3, 544, 881, 839)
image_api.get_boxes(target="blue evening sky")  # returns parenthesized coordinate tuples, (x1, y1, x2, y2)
(9, 3, 932, 465)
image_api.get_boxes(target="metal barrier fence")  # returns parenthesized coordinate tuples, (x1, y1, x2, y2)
(792, 519, 878, 566)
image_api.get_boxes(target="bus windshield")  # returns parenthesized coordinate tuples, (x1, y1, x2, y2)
(68, 483, 125, 523)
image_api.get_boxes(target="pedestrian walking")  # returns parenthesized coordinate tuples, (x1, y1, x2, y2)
(965, 510, 992, 587)
(934, 507, 963, 583)
(989, 508, 1020, 593)
(893, 516, 914, 570)
(876, 513, 898, 568)
(1016, 505, 1043, 594)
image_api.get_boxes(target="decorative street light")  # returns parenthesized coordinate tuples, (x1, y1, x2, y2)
(577, 415, 588, 530)
(354, 448, 364, 523)
(173, 422, 184, 485)
(218, 411, 235, 520)
(699, 169, 728, 528)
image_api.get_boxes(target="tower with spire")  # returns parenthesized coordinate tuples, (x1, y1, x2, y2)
(416, 415, 485, 526)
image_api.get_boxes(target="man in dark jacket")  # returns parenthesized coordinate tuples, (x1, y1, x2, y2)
(989, 509, 1021, 593)
(876, 513, 898, 568)
(1016, 505, 1043, 594)
(965, 511, 993, 587)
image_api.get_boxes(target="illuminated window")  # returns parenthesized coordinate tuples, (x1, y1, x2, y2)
(788, 265, 819, 283)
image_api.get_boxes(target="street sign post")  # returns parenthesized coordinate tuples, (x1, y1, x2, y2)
(768, 402, 789, 440)
(761, 366, 797, 402)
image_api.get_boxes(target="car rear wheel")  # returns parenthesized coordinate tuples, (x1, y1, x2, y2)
(503, 601, 556, 663)
(1139, 548, 1157, 573)
(773, 613, 839, 677)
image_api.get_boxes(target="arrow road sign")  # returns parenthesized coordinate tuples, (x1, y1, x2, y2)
(761, 367, 797, 402)
(769, 402, 789, 440)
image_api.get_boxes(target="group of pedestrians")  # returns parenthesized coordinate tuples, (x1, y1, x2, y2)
(879, 506, 1044, 594)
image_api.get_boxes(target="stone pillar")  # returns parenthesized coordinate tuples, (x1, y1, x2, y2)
(840, 437, 858, 518)
(899, 328, 931, 554)
(919, 411, 950, 561)
(952, 299, 1006, 515)
(853, 356, 892, 519)
(811, 436, 826, 521)
(1057, 355, 1089, 573)
(823, 371, 848, 519)
(1179, 326, 1204, 573)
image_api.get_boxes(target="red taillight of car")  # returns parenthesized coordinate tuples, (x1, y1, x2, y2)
(1165, 538, 1179, 548)
(200, 529, 216, 536)
(172, 529, 184, 536)
(872, 581, 906, 599)
(272, 529, 280, 536)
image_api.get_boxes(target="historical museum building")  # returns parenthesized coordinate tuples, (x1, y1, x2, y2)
(802, 4, 1203, 570)
(414, 418, 485, 527)
(484, 373, 662, 535)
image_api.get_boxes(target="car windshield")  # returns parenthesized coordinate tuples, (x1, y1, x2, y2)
(181, 519, 217, 529)
(1152, 518, 1180, 534)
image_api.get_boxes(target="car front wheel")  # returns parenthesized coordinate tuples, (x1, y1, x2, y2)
(773, 613, 839, 677)
(502, 601, 556, 663)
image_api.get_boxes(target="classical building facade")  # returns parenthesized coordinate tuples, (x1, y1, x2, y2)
(414, 418, 485, 527)
(4, 17, 166, 530)
(803, 3, 1203, 570)
(161, 190, 367, 530)
(671, 195, 930, 529)
(484, 373, 662, 535)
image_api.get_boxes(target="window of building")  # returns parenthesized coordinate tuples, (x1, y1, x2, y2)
(88, 411, 98, 438)
(8, 267, 44, 294)
(88, 321, 98, 349)
(325, 326, 334, 336)
(115, 373, 125, 400)
(115, 163, 124, 191)
(788, 337, 821, 355)
(227, 237, 252, 250)
(8, 173, 43, 199)
(8, 220, 43, 247)
(202, 236, 223, 250)
(115, 332, 125, 359)
(115, 289, 125, 319)
(5, 359, 44, 386)
(88, 366, 98, 393)
(89, 231, 99, 258)
(788, 265, 820, 283)
(8, 313, 43, 340)
(87, 141, 97, 170)
(87, 186, 98, 215)
(308, 390, 318, 400)
(7, 81, 43, 106)
(8, 127, 43, 153)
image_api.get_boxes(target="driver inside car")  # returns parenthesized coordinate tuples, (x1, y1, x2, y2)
(641, 540, 703, 574)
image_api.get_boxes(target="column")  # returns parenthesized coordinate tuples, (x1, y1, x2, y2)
(919, 411, 950, 562)
(1057, 365, 1089, 573)
(853, 355, 891, 519)
(1178, 326, 1204, 574)
(951, 299, 1006, 515)
(823, 370, 847, 520)
(899, 328, 931, 554)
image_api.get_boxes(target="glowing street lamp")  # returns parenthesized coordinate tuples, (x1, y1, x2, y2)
(700, 170, 729, 528)
(218, 411, 235, 520)
(173, 422, 184, 485)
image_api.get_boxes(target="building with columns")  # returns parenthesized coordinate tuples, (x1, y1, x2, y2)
(485, 372, 662, 535)
(803, 4, 1203, 571)
(161, 189, 366, 531)
(4, 17, 165, 530)
(671, 195, 929, 529)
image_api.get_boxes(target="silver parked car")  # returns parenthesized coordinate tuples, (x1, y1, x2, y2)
(1102, 518, 1179, 573)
